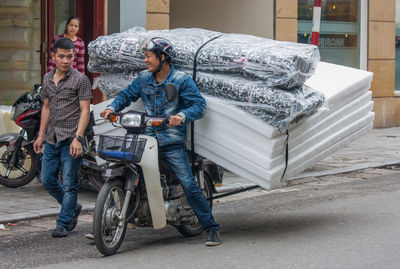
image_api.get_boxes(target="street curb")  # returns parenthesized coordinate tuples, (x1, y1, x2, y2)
(0, 204, 95, 224)
(2, 161, 399, 224)
(290, 160, 400, 180)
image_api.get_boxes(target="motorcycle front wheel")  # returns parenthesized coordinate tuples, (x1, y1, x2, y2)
(93, 179, 128, 256)
(0, 142, 36, 188)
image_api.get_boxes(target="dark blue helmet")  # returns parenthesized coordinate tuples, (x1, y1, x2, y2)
(141, 37, 175, 60)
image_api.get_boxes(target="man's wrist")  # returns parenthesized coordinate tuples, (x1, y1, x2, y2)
(74, 135, 83, 142)
(106, 106, 115, 112)
(177, 112, 186, 123)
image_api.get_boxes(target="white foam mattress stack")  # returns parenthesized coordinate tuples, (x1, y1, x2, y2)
(92, 62, 374, 190)
(188, 62, 374, 189)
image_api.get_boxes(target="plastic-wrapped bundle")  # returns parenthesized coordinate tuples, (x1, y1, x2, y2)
(88, 27, 218, 74)
(196, 73, 325, 131)
(94, 72, 137, 99)
(94, 72, 325, 132)
(88, 27, 320, 88)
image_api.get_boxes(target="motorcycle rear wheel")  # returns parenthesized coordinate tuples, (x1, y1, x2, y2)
(175, 173, 213, 237)
(0, 142, 36, 188)
(93, 179, 128, 256)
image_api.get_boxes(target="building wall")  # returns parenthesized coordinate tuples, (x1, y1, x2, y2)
(275, 0, 298, 42)
(121, 0, 146, 31)
(107, 0, 120, 34)
(0, 0, 41, 105)
(169, 0, 274, 38)
(146, 0, 169, 30)
(368, 0, 400, 127)
(107, 0, 146, 34)
(272, 0, 400, 128)
(144, 0, 400, 128)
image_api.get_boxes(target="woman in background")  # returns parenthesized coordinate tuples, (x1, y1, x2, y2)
(48, 16, 85, 74)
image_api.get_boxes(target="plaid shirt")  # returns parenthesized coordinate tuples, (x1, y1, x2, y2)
(42, 68, 92, 144)
(48, 34, 86, 74)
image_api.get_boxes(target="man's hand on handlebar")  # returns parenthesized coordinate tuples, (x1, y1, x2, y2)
(100, 109, 113, 121)
(169, 115, 183, 127)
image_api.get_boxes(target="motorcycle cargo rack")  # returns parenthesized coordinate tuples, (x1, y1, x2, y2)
(208, 185, 259, 201)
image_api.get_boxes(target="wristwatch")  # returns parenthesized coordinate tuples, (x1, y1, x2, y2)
(75, 135, 83, 142)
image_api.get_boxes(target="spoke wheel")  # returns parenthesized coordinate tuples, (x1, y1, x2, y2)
(93, 179, 127, 256)
(175, 173, 213, 237)
(0, 142, 36, 188)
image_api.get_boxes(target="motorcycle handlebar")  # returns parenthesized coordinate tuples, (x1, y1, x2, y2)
(107, 111, 168, 128)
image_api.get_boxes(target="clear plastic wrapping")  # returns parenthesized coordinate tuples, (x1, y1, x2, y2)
(94, 72, 325, 132)
(197, 73, 325, 131)
(94, 71, 137, 99)
(89, 27, 325, 133)
(88, 27, 320, 88)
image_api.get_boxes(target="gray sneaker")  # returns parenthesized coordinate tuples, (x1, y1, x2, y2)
(52, 226, 68, 238)
(205, 230, 221, 246)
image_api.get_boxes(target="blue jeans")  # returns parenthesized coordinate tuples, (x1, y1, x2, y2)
(41, 141, 81, 229)
(160, 143, 219, 232)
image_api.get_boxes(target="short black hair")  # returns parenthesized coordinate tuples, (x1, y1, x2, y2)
(52, 37, 75, 53)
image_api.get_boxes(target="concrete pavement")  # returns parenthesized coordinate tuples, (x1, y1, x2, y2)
(0, 127, 399, 224)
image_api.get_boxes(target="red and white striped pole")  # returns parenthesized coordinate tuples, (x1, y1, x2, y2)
(311, 0, 322, 46)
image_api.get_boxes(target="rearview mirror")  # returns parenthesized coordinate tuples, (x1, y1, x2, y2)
(164, 84, 177, 102)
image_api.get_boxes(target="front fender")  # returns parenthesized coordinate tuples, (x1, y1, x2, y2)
(0, 132, 31, 147)
(137, 135, 166, 230)
(0, 133, 20, 144)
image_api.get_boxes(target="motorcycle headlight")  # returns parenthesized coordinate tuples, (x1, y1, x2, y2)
(120, 114, 143, 128)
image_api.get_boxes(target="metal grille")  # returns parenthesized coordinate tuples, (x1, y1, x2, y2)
(98, 135, 147, 163)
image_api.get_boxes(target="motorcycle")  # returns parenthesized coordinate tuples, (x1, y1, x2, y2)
(0, 85, 43, 187)
(93, 84, 222, 256)
(0, 84, 104, 191)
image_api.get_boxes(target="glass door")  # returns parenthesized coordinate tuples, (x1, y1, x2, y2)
(41, 0, 77, 77)
(41, 0, 105, 103)
(53, 0, 77, 36)
(298, 0, 362, 69)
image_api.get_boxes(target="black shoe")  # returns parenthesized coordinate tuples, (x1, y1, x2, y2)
(52, 226, 68, 238)
(67, 203, 82, 232)
(205, 230, 221, 246)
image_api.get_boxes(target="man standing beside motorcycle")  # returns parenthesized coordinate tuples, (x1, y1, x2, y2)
(33, 37, 92, 238)
(101, 37, 221, 246)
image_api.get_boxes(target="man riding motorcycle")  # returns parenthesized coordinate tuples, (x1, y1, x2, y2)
(101, 37, 221, 246)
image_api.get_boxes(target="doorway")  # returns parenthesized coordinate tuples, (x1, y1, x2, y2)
(41, 0, 105, 103)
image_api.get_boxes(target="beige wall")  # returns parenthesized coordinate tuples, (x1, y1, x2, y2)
(169, 0, 274, 38)
(0, 0, 41, 105)
(368, 0, 400, 128)
(275, 0, 298, 42)
(146, 0, 170, 30)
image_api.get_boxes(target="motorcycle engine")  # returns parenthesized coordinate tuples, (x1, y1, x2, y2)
(164, 196, 193, 223)
(160, 168, 194, 224)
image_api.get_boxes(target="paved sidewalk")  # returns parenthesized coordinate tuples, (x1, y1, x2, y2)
(292, 126, 400, 178)
(0, 127, 399, 224)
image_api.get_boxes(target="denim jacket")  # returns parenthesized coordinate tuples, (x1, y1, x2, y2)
(108, 66, 207, 146)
